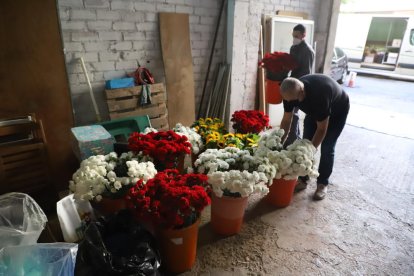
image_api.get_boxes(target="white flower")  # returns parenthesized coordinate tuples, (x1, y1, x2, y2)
(143, 127, 158, 134)
(173, 123, 204, 154)
(114, 181, 122, 190)
(208, 170, 269, 198)
(69, 151, 157, 202)
(193, 146, 276, 197)
(266, 139, 318, 180)
(255, 128, 285, 159)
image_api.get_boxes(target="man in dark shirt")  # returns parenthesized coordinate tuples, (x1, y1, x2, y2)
(285, 24, 315, 146)
(280, 74, 350, 200)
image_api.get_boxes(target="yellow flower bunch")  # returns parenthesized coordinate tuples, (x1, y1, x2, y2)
(192, 118, 260, 150)
(192, 118, 226, 135)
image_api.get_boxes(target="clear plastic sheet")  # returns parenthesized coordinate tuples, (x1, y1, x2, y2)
(0, 243, 78, 276)
(0, 193, 47, 249)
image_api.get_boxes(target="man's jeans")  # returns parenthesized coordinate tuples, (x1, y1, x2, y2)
(299, 106, 350, 185)
(285, 107, 300, 146)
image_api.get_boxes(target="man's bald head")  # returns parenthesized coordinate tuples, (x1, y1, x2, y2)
(280, 77, 304, 101)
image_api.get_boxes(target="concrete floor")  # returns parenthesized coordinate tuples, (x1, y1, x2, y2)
(182, 76, 414, 275)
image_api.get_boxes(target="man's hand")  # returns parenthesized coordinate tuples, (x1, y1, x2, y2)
(280, 111, 293, 143)
(312, 117, 329, 148)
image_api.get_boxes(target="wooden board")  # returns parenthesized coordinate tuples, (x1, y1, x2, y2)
(159, 13, 196, 127)
(0, 0, 77, 201)
(276, 10, 309, 19)
(258, 25, 266, 114)
(105, 83, 169, 130)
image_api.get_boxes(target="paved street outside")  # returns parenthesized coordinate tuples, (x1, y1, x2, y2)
(183, 75, 414, 275)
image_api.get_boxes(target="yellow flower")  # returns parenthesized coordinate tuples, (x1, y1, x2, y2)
(226, 143, 236, 147)
(206, 132, 220, 141)
(210, 124, 219, 130)
(235, 133, 244, 139)
(206, 138, 217, 144)
(205, 118, 213, 124)
(218, 141, 226, 148)
(246, 138, 256, 144)
(223, 133, 235, 139)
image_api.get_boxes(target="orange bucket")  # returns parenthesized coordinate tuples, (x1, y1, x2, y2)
(210, 193, 248, 236)
(266, 79, 283, 104)
(93, 197, 126, 216)
(156, 219, 200, 273)
(266, 178, 297, 207)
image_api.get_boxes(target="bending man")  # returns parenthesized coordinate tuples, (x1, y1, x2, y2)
(280, 74, 350, 200)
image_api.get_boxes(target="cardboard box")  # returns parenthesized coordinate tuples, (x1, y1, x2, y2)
(71, 125, 115, 160)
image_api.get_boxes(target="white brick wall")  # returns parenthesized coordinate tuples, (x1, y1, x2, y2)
(58, 0, 321, 126)
(58, 0, 225, 125)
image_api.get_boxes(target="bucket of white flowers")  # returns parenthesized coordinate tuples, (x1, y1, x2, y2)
(69, 151, 157, 215)
(194, 147, 276, 235)
(267, 139, 319, 207)
(254, 129, 318, 207)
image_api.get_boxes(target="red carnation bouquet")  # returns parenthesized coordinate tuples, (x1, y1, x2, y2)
(259, 52, 298, 73)
(231, 110, 270, 134)
(127, 169, 210, 229)
(128, 130, 191, 170)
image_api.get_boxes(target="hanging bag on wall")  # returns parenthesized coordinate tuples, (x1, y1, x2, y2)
(130, 65, 155, 85)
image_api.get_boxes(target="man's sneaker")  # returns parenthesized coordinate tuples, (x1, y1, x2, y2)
(294, 178, 308, 193)
(313, 184, 328, 200)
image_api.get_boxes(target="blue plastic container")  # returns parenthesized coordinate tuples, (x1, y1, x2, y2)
(105, 77, 135, 89)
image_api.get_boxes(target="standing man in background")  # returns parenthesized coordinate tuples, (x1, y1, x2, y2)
(284, 24, 315, 147)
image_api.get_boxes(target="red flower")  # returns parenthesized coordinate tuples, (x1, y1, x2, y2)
(128, 130, 191, 170)
(127, 169, 211, 229)
(259, 52, 298, 74)
(231, 110, 270, 134)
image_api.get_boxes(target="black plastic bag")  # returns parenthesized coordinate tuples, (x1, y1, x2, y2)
(75, 210, 160, 276)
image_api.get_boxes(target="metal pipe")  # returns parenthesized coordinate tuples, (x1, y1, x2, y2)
(197, 0, 227, 119)
(79, 57, 101, 122)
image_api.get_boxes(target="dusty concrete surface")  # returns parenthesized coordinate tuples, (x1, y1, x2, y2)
(180, 76, 414, 275)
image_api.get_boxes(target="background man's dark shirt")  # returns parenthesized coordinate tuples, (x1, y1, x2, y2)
(290, 41, 315, 78)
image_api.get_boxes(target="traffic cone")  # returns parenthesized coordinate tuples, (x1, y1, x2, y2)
(348, 72, 357, 87)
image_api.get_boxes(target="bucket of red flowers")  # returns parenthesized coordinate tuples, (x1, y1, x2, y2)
(126, 169, 210, 273)
(128, 130, 191, 173)
(231, 110, 270, 134)
(259, 52, 298, 104)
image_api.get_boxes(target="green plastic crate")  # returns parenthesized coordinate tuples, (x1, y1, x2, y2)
(98, 115, 151, 142)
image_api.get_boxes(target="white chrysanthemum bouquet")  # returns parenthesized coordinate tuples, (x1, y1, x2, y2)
(69, 152, 157, 202)
(267, 139, 319, 180)
(194, 147, 276, 197)
(254, 128, 285, 158)
(173, 123, 204, 154)
(254, 128, 318, 181)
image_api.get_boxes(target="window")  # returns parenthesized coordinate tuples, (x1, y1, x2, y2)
(410, 29, 414, 46)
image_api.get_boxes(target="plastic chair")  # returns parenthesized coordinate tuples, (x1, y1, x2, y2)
(98, 115, 151, 142)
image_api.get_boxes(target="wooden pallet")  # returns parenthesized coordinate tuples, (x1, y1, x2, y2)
(105, 83, 169, 130)
(0, 142, 49, 194)
(0, 115, 56, 213)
